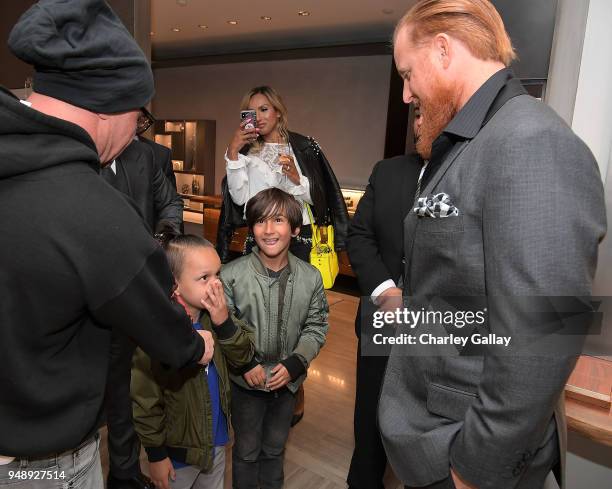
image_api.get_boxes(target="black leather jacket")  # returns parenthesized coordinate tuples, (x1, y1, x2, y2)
(216, 131, 349, 263)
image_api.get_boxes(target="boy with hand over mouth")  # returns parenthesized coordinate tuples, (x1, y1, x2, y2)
(131, 235, 254, 489)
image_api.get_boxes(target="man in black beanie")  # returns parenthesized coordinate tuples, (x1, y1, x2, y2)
(0, 1, 215, 487)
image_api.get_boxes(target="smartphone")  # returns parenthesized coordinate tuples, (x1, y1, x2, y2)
(240, 110, 257, 130)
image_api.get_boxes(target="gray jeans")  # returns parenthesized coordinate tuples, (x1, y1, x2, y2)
(231, 384, 296, 489)
(0, 434, 102, 489)
(170, 448, 225, 489)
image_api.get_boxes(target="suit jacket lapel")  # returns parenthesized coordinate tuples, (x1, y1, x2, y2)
(400, 160, 416, 220)
(419, 140, 469, 200)
(401, 143, 467, 295)
(419, 75, 527, 200)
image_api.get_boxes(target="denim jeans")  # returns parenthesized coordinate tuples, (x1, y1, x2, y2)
(231, 384, 296, 489)
(0, 434, 103, 489)
(171, 448, 225, 489)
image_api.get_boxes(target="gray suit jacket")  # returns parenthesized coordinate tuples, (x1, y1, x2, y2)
(378, 94, 606, 489)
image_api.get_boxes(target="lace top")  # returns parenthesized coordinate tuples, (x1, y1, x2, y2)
(225, 142, 312, 224)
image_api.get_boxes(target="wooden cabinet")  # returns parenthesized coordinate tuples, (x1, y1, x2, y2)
(203, 207, 247, 253)
(565, 356, 612, 446)
(154, 119, 216, 195)
(203, 207, 220, 243)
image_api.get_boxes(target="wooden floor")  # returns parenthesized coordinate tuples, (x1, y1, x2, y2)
(100, 290, 402, 488)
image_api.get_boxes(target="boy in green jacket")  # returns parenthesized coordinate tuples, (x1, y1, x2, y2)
(221, 188, 330, 489)
(131, 235, 254, 489)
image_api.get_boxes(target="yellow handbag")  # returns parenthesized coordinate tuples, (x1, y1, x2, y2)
(305, 204, 339, 289)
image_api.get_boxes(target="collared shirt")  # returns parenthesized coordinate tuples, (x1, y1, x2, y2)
(420, 68, 516, 190)
(101, 159, 130, 194)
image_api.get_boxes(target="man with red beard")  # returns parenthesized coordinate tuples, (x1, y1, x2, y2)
(378, 1, 606, 489)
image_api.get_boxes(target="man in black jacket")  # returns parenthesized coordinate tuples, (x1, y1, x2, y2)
(346, 135, 423, 489)
(102, 137, 184, 489)
(103, 138, 183, 237)
(139, 135, 177, 190)
(0, 1, 213, 487)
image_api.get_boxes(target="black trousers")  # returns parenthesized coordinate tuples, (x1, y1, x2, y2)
(347, 338, 389, 489)
(231, 384, 296, 489)
(105, 328, 140, 479)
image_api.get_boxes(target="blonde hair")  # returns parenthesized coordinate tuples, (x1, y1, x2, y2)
(240, 86, 289, 153)
(395, 0, 517, 67)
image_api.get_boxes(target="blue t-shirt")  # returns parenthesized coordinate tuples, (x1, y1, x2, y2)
(172, 322, 228, 469)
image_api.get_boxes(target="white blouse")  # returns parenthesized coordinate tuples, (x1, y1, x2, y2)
(225, 142, 313, 224)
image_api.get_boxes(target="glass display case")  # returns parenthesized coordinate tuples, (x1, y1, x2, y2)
(340, 188, 365, 217)
(153, 119, 216, 196)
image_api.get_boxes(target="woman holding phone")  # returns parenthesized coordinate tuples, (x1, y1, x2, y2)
(219, 85, 348, 264)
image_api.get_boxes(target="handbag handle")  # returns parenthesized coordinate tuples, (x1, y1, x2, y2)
(304, 203, 321, 245)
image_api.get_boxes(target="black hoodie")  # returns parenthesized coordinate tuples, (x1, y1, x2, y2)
(0, 87, 204, 457)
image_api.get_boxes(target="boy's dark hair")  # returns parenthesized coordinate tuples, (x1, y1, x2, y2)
(163, 234, 214, 278)
(245, 188, 302, 232)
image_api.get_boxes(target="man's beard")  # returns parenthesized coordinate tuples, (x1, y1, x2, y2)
(414, 78, 457, 160)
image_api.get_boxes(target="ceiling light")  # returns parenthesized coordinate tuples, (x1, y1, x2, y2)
(382, 8, 394, 15)
(171, 27, 181, 32)
(261, 16, 272, 21)
(298, 10, 310, 16)
(176, 0, 188, 6)
(198, 24, 208, 29)
(227, 20, 239, 25)
(149, 31, 155, 36)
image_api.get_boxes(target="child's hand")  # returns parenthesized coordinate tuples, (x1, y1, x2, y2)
(149, 457, 175, 489)
(267, 363, 291, 390)
(243, 364, 266, 388)
(200, 279, 229, 326)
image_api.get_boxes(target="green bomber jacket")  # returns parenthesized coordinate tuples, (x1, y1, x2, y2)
(220, 249, 329, 393)
(131, 313, 253, 470)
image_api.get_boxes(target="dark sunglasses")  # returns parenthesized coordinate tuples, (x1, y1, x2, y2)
(136, 107, 155, 135)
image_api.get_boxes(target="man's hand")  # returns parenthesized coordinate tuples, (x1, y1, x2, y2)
(377, 287, 403, 312)
(200, 279, 229, 326)
(197, 329, 214, 365)
(451, 468, 477, 489)
(243, 364, 266, 388)
(267, 363, 291, 390)
(149, 458, 175, 489)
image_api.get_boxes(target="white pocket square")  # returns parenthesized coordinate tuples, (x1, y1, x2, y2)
(413, 192, 459, 218)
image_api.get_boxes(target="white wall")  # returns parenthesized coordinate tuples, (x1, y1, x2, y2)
(153, 55, 392, 194)
(547, 1, 612, 487)
(544, 0, 589, 125)
(571, 0, 612, 182)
